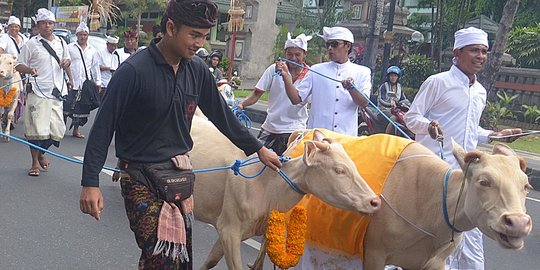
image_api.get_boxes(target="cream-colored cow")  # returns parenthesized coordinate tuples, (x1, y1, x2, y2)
(0, 54, 22, 142)
(190, 116, 381, 270)
(361, 141, 532, 269)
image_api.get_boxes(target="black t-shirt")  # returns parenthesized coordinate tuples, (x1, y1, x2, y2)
(81, 40, 262, 187)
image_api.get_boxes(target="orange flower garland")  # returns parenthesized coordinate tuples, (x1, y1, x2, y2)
(0, 87, 17, 107)
(266, 205, 307, 269)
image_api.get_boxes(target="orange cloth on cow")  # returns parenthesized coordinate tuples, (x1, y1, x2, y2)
(289, 131, 413, 259)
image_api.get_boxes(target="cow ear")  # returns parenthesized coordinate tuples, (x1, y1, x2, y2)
(288, 130, 304, 146)
(452, 138, 467, 168)
(313, 129, 326, 142)
(492, 144, 527, 172)
(464, 151, 483, 164)
(303, 141, 317, 166)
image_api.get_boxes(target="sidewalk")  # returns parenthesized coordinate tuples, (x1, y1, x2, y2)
(242, 102, 540, 190)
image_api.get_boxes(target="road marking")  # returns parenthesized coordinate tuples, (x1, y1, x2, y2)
(243, 239, 262, 250)
(527, 197, 540, 203)
(73, 156, 113, 176)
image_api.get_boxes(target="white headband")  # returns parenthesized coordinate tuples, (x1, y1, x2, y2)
(7, 16, 20, 27)
(284, 33, 312, 51)
(453, 27, 489, 50)
(76, 22, 89, 34)
(318, 26, 354, 43)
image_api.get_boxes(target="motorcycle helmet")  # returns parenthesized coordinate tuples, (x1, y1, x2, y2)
(196, 48, 210, 58)
(209, 50, 223, 61)
(386, 66, 402, 82)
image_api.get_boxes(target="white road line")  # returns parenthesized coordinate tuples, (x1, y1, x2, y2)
(527, 197, 540, 203)
(249, 126, 261, 131)
(243, 239, 261, 250)
(73, 156, 113, 176)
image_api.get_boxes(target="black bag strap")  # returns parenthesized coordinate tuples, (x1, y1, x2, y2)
(9, 36, 20, 55)
(75, 45, 90, 81)
(39, 38, 61, 65)
(113, 50, 120, 67)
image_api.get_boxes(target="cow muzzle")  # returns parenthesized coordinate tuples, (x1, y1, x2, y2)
(492, 213, 532, 249)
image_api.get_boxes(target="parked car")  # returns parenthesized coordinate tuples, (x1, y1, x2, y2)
(53, 29, 76, 44)
(87, 35, 107, 52)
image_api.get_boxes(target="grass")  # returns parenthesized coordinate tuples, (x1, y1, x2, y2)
(501, 136, 540, 154)
(234, 89, 269, 102)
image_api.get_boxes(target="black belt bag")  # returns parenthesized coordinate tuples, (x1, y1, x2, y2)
(121, 154, 195, 202)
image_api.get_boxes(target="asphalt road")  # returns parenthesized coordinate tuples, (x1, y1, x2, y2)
(0, 115, 539, 269)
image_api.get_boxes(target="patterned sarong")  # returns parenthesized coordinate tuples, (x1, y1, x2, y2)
(120, 172, 193, 270)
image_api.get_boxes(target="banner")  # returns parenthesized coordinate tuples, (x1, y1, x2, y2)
(52, 6, 89, 32)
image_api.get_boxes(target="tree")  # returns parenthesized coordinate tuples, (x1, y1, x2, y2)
(363, 0, 384, 70)
(122, 0, 167, 32)
(507, 23, 540, 69)
(478, 0, 521, 93)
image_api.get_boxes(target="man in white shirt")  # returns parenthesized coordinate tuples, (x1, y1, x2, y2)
(238, 33, 312, 155)
(0, 16, 28, 57)
(66, 22, 101, 139)
(95, 35, 119, 101)
(15, 8, 71, 177)
(404, 27, 521, 270)
(288, 26, 371, 136)
(116, 30, 139, 63)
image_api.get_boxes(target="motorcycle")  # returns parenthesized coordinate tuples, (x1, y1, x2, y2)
(216, 78, 236, 108)
(358, 100, 415, 139)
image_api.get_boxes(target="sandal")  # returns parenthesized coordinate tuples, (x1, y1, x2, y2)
(38, 155, 50, 171)
(28, 168, 40, 177)
(72, 133, 85, 139)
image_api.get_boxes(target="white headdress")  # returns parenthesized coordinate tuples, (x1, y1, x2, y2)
(318, 26, 354, 43)
(453, 27, 489, 50)
(284, 33, 312, 51)
(7, 16, 20, 26)
(76, 22, 89, 34)
(35, 8, 56, 22)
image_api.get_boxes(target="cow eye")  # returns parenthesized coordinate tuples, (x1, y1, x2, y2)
(334, 167, 346, 175)
(479, 179, 491, 187)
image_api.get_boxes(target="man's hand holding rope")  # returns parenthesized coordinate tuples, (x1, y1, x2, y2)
(257, 146, 282, 171)
(428, 120, 444, 140)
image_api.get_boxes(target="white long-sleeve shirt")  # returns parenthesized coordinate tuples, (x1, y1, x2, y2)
(17, 34, 70, 97)
(404, 65, 491, 169)
(68, 42, 101, 90)
(296, 60, 371, 136)
(95, 47, 120, 88)
(0, 32, 27, 58)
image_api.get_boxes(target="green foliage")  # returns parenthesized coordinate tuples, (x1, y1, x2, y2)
(220, 56, 230, 76)
(522, 104, 540, 124)
(400, 54, 435, 89)
(481, 92, 519, 129)
(496, 92, 519, 107)
(507, 23, 540, 69)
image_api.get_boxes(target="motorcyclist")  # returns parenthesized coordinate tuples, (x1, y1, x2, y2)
(196, 48, 210, 62)
(378, 66, 408, 134)
(208, 50, 224, 82)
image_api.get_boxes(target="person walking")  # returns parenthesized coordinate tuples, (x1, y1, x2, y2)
(286, 26, 372, 136)
(15, 8, 71, 177)
(238, 33, 312, 155)
(65, 22, 101, 139)
(78, 1, 281, 269)
(405, 27, 522, 270)
(95, 35, 119, 101)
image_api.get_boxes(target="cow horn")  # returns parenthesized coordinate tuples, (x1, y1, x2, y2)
(313, 140, 330, 152)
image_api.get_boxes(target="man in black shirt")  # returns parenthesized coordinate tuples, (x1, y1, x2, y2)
(79, 1, 281, 268)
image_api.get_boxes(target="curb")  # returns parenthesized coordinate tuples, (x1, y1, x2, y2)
(242, 105, 540, 190)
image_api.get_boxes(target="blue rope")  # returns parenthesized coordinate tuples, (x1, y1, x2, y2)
(0, 131, 120, 172)
(1, 130, 305, 193)
(277, 57, 412, 140)
(232, 101, 253, 129)
(442, 168, 462, 233)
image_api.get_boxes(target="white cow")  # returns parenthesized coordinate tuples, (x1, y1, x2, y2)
(362, 141, 532, 269)
(189, 116, 381, 270)
(245, 132, 532, 270)
(0, 53, 22, 142)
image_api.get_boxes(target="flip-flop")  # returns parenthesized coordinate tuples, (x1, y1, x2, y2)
(72, 133, 85, 139)
(38, 156, 50, 171)
(28, 168, 40, 177)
